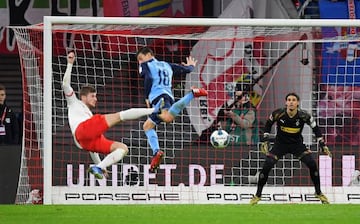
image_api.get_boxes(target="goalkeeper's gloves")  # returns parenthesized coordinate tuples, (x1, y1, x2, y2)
(318, 137, 332, 158)
(260, 133, 270, 155)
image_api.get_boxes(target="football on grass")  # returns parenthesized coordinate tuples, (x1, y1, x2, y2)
(210, 129, 230, 149)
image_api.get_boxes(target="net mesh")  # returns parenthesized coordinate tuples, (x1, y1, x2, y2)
(11, 21, 360, 204)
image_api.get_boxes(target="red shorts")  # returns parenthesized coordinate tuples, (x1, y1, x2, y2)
(75, 114, 114, 154)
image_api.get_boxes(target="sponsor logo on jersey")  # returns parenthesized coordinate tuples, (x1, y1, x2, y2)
(280, 126, 300, 134)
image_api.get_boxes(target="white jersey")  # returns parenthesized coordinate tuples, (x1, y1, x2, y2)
(62, 63, 92, 149)
(65, 91, 93, 135)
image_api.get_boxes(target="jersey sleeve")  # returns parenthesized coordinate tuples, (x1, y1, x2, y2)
(300, 110, 323, 138)
(62, 63, 77, 105)
(169, 63, 194, 75)
(263, 109, 277, 134)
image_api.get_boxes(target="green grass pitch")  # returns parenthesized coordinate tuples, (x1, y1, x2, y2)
(1, 204, 360, 224)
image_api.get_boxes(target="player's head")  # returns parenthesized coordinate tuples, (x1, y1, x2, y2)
(285, 92, 300, 110)
(0, 84, 6, 105)
(80, 86, 97, 108)
(136, 47, 154, 64)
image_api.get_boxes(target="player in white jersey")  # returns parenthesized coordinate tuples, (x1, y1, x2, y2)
(62, 52, 163, 179)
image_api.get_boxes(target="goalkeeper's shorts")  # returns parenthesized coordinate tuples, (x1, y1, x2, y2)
(270, 142, 309, 159)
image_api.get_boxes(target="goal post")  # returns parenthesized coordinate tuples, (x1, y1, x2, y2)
(11, 16, 360, 204)
(43, 17, 53, 206)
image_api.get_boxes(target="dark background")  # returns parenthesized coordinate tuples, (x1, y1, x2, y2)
(0, 145, 21, 203)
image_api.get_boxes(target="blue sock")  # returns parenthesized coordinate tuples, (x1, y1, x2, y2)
(169, 92, 194, 117)
(145, 129, 160, 155)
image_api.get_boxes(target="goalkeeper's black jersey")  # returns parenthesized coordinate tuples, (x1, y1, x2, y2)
(264, 108, 322, 144)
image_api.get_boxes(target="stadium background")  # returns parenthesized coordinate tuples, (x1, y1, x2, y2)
(1, 0, 360, 204)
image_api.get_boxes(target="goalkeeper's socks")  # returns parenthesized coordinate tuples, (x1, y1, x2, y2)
(169, 92, 194, 117)
(98, 148, 127, 169)
(145, 129, 160, 155)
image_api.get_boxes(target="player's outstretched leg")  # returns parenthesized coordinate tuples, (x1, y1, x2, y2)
(168, 87, 208, 118)
(315, 193, 330, 204)
(88, 166, 104, 179)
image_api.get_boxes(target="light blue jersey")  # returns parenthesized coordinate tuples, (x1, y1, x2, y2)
(140, 58, 194, 103)
(139, 54, 198, 158)
(146, 58, 174, 103)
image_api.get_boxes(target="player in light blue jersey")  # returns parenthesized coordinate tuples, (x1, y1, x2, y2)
(136, 47, 208, 172)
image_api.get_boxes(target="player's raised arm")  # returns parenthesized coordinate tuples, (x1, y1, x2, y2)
(171, 56, 197, 74)
(62, 52, 75, 97)
(182, 56, 197, 67)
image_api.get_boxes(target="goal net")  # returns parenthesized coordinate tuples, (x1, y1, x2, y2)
(11, 17, 360, 204)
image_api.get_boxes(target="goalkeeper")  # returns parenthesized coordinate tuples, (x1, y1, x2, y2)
(250, 92, 331, 205)
(62, 52, 163, 179)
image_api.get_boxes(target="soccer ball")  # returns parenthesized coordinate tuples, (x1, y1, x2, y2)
(210, 129, 230, 149)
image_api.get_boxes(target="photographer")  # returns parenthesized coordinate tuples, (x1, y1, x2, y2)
(224, 89, 256, 145)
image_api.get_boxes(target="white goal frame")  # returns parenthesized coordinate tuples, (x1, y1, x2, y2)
(43, 16, 360, 204)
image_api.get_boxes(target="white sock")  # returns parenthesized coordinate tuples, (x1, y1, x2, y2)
(119, 108, 154, 121)
(89, 152, 101, 164)
(97, 148, 127, 170)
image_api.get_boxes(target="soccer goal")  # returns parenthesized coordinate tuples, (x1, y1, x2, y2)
(11, 17, 360, 204)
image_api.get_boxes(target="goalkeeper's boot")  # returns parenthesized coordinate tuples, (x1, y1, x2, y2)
(88, 166, 103, 179)
(315, 193, 330, 204)
(149, 150, 164, 173)
(250, 195, 261, 205)
(192, 87, 208, 97)
(153, 98, 164, 114)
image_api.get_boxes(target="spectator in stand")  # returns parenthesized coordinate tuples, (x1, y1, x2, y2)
(0, 84, 19, 145)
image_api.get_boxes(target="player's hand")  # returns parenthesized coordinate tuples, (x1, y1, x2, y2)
(67, 52, 75, 64)
(182, 56, 197, 66)
(260, 141, 270, 155)
(318, 137, 332, 158)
